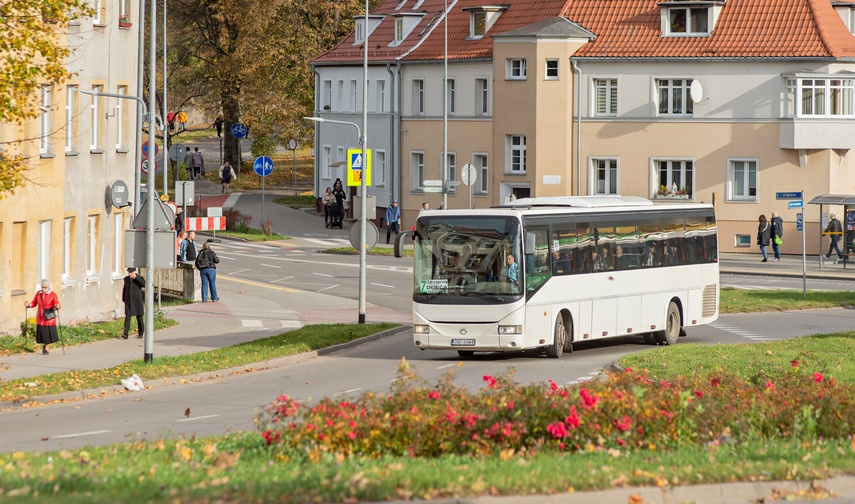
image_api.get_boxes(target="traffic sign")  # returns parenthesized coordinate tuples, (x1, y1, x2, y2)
(168, 143, 185, 161)
(347, 148, 372, 186)
(423, 180, 443, 187)
(142, 142, 159, 158)
(461, 163, 476, 186)
(423, 187, 443, 193)
(231, 123, 248, 139)
(788, 200, 804, 209)
(796, 212, 804, 231)
(141, 158, 158, 175)
(253, 156, 274, 177)
(287, 137, 298, 150)
(776, 191, 803, 200)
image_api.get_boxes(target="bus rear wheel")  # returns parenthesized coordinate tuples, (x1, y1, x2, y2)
(547, 315, 566, 359)
(655, 302, 681, 346)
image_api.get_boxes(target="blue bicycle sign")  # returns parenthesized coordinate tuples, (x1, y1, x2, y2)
(253, 156, 274, 177)
(231, 123, 248, 139)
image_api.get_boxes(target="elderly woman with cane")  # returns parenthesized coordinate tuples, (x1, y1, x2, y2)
(25, 279, 61, 355)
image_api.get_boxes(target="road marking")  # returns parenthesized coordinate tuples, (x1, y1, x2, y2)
(218, 275, 302, 293)
(280, 320, 302, 328)
(712, 323, 778, 341)
(436, 364, 456, 369)
(260, 263, 281, 269)
(241, 320, 264, 328)
(318, 284, 340, 292)
(344, 388, 363, 394)
(312, 272, 334, 277)
(370, 282, 394, 288)
(271, 276, 294, 284)
(54, 430, 113, 439)
(218, 255, 236, 261)
(305, 238, 347, 247)
(230, 269, 250, 275)
(177, 414, 221, 423)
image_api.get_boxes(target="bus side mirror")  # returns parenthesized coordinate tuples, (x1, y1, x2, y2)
(394, 230, 414, 258)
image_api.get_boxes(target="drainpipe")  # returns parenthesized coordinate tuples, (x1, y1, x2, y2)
(312, 65, 321, 197)
(395, 61, 403, 209)
(571, 59, 581, 196)
(387, 63, 396, 202)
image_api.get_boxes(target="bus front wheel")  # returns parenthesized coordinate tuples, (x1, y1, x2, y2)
(655, 302, 681, 346)
(547, 315, 566, 359)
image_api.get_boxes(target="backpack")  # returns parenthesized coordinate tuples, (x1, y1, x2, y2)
(195, 250, 212, 269)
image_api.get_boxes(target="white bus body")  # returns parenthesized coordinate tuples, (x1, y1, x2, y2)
(403, 196, 719, 358)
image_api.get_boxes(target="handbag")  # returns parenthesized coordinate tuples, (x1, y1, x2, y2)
(774, 236, 783, 246)
(42, 307, 57, 320)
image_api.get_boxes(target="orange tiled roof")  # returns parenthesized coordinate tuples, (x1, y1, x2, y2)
(567, 0, 855, 59)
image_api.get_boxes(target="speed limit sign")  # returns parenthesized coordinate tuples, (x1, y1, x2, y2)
(141, 159, 158, 174)
(288, 137, 298, 150)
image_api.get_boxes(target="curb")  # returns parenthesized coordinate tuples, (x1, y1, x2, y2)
(0, 325, 411, 411)
(720, 267, 846, 281)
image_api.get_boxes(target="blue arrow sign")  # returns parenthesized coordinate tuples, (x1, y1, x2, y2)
(253, 156, 274, 177)
(788, 200, 804, 209)
(776, 191, 803, 200)
(231, 123, 248, 139)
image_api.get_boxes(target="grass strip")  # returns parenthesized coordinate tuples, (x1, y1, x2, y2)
(324, 246, 414, 257)
(0, 323, 395, 402)
(720, 287, 855, 312)
(273, 195, 318, 208)
(215, 225, 288, 242)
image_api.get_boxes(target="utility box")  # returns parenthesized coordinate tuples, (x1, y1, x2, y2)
(125, 229, 177, 269)
(351, 195, 376, 220)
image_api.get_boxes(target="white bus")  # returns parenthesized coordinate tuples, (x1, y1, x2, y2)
(395, 196, 719, 358)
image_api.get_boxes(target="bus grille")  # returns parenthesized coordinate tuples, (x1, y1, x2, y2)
(702, 284, 717, 318)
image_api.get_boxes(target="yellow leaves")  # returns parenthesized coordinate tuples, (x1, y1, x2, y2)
(499, 448, 515, 461)
(11, 451, 27, 460)
(78, 450, 90, 464)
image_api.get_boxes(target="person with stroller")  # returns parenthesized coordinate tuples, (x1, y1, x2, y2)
(322, 187, 335, 227)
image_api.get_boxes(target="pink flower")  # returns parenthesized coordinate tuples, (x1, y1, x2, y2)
(625, 367, 632, 373)
(614, 415, 631, 432)
(549, 380, 559, 392)
(483, 375, 498, 388)
(428, 390, 440, 400)
(617, 438, 626, 446)
(547, 421, 568, 439)
(661, 380, 671, 389)
(507, 401, 515, 410)
(765, 381, 776, 391)
(579, 387, 599, 410)
(710, 377, 722, 387)
(814, 372, 823, 383)
(694, 390, 703, 398)
(347, 431, 357, 440)
(564, 405, 580, 429)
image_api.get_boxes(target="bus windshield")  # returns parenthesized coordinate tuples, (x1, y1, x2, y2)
(414, 215, 523, 303)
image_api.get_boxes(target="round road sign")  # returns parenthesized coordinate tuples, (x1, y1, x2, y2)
(231, 123, 248, 139)
(461, 163, 476, 186)
(288, 137, 298, 150)
(253, 156, 274, 177)
(349, 220, 379, 251)
(141, 159, 158, 175)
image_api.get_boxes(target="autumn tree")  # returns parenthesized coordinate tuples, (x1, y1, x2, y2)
(0, 0, 93, 199)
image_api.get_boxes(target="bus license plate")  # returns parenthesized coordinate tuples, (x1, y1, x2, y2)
(451, 339, 476, 346)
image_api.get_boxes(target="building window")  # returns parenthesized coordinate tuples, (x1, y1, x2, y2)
(376, 80, 386, 113)
(446, 152, 456, 194)
(63, 217, 74, 282)
(350, 80, 358, 113)
(65, 85, 78, 153)
(119, 0, 131, 22)
(322, 80, 332, 110)
(355, 21, 365, 44)
(336, 80, 344, 112)
(507, 135, 526, 173)
(336, 146, 345, 176)
(412, 79, 424, 115)
(40, 85, 51, 155)
(376, 150, 386, 186)
(653, 159, 693, 199)
(39, 220, 52, 283)
(594, 78, 618, 116)
(788, 78, 855, 117)
(395, 17, 405, 42)
(472, 11, 486, 37)
(446, 78, 455, 115)
(12, 222, 27, 293)
(116, 85, 127, 150)
(666, 6, 709, 35)
(657, 79, 693, 116)
(476, 78, 489, 115)
(410, 152, 425, 191)
(506, 59, 526, 80)
(86, 215, 99, 276)
(113, 213, 123, 276)
(474, 154, 489, 195)
(545, 59, 559, 80)
(727, 159, 757, 202)
(90, 85, 103, 150)
(592, 158, 618, 195)
(735, 234, 751, 248)
(93, 0, 103, 24)
(322, 145, 332, 179)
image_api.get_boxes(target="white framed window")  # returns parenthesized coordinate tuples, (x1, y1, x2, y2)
(734, 234, 751, 247)
(119, 0, 131, 22)
(476, 78, 489, 115)
(474, 153, 489, 195)
(113, 213, 124, 276)
(506, 59, 526, 80)
(395, 17, 404, 42)
(591, 158, 618, 195)
(466, 7, 505, 38)
(545, 59, 559, 80)
(350, 80, 358, 113)
(62, 217, 73, 282)
(90, 84, 103, 150)
(410, 151, 425, 191)
(355, 21, 365, 44)
(376, 80, 386, 113)
(446, 78, 456, 115)
(40, 85, 52, 155)
(115, 85, 127, 150)
(322, 145, 332, 179)
(727, 159, 758, 202)
(653, 159, 693, 199)
(657, 79, 693, 116)
(446, 152, 457, 195)
(666, 6, 709, 35)
(506, 135, 526, 173)
(336, 80, 344, 112)
(336, 146, 345, 177)
(412, 79, 424, 115)
(594, 78, 618, 116)
(65, 85, 78, 153)
(39, 220, 52, 283)
(86, 215, 98, 276)
(472, 11, 487, 37)
(376, 150, 386, 186)
(322, 80, 332, 110)
(93, 0, 103, 24)
(788, 78, 855, 117)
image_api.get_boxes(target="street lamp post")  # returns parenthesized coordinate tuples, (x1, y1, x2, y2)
(304, 117, 367, 324)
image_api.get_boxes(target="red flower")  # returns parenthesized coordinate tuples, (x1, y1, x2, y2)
(507, 401, 515, 410)
(428, 390, 440, 400)
(483, 375, 498, 388)
(548, 379, 559, 392)
(694, 390, 703, 398)
(814, 372, 823, 383)
(765, 381, 776, 391)
(547, 421, 568, 439)
(614, 415, 631, 432)
(791, 359, 799, 368)
(579, 387, 599, 410)
(564, 405, 580, 429)
(617, 438, 626, 446)
(347, 431, 357, 440)
(625, 367, 632, 373)
(710, 377, 722, 387)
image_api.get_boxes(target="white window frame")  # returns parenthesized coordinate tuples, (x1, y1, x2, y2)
(322, 145, 332, 180)
(90, 85, 103, 150)
(350, 80, 358, 113)
(119, 0, 131, 21)
(657, 78, 693, 116)
(446, 152, 457, 195)
(591, 158, 619, 195)
(40, 85, 51, 155)
(506, 135, 526, 174)
(726, 158, 758, 202)
(115, 85, 127, 150)
(476, 78, 489, 116)
(86, 215, 98, 276)
(93, 0, 103, 24)
(412, 79, 424, 116)
(113, 213, 123, 276)
(652, 158, 694, 199)
(38, 220, 51, 283)
(395, 17, 405, 42)
(593, 78, 618, 116)
(376, 149, 386, 186)
(336, 80, 344, 112)
(506, 59, 527, 80)
(788, 77, 855, 117)
(355, 21, 365, 44)
(665, 6, 710, 36)
(545, 59, 559, 80)
(474, 153, 489, 195)
(734, 234, 752, 248)
(336, 146, 345, 178)
(446, 78, 456, 115)
(471, 11, 487, 38)
(65, 85, 78, 153)
(376, 79, 386, 113)
(62, 217, 73, 282)
(322, 80, 332, 110)
(410, 151, 425, 191)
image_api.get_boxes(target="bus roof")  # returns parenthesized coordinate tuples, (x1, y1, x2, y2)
(496, 195, 653, 208)
(421, 197, 714, 219)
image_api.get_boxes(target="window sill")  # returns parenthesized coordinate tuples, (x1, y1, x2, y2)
(116, 148, 129, 154)
(505, 171, 527, 176)
(90, 149, 104, 155)
(61, 278, 76, 288)
(65, 150, 79, 157)
(112, 273, 125, 281)
(653, 195, 692, 200)
(85, 275, 101, 285)
(11, 290, 26, 297)
(40, 153, 55, 159)
(725, 199, 758, 204)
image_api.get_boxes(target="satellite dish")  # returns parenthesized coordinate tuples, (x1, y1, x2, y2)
(690, 80, 704, 103)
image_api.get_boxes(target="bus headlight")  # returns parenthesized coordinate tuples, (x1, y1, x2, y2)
(413, 325, 430, 334)
(498, 325, 523, 335)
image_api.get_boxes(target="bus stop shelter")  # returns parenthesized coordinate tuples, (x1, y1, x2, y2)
(807, 194, 855, 269)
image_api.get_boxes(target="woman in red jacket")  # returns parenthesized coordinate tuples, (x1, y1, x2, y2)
(26, 279, 61, 355)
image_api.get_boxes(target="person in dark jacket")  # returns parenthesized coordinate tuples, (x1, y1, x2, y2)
(122, 268, 145, 339)
(824, 213, 844, 261)
(196, 242, 220, 302)
(757, 214, 771, 262)
(770, 211, 783, 262)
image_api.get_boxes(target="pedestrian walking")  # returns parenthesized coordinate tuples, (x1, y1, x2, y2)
(385, 199, 400, 244)
(25, 279, 61, 355)
(195, 242, 220, 302)
(192, 147, 205, 178)
(174, 207, 184, 234)
(771, 211, 783, 261)
(183, 146, 193, 179)
(321, 187, 335, 227)
(180, 230, 198, 262)
(122, 268, 145, 339)
(214, 115, 223, 138)
(757, 214, 771, 262)
(167, 110, 176, 132)
(219, 160, 236, 193)
(824, 213, 844, 262)
(176, 110, 187, 132)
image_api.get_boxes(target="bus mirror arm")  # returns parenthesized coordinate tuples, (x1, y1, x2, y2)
(394, 230, 414, 258)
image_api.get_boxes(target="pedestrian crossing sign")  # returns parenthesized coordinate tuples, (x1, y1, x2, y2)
(347, 148, 372, 187)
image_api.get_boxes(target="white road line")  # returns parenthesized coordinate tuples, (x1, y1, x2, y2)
(230, 269, 250, 275)
(177, 414, 221, 423)
(370, 282, 395, 288)
(312, 272, 334, 277)
(241, 320, 264, 328)
(280, 320, 302, 328)
(305, 238, 342, 247)
(436, 364, 456, 369)
(344, 388, 364, 394)
(218, 256, 236, 261)
(260, 263, 281, 269)
(318, 284, 340, 292)
(54, 430, 113, 439)
(271, 276, 294, 284)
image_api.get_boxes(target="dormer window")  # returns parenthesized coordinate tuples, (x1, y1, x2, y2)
(463, 6, 508, 39)
(391, 12, 424, 45)
(833, 3, 855, 35)
(353, 15, 383, 45)
(659, 1, 723, 37)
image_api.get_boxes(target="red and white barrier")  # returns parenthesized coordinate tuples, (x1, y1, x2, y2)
(184, 217, 226, 231)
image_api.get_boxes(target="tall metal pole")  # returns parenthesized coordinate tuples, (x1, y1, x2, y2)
(134, 0, 146, 215)
(441, 0, 448, 210)
(359, 0, 369, 324)
(144, 0, 158, 363)
(162, 0, 168, 198)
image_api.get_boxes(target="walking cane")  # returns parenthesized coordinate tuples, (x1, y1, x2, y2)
(23, 303, 31, 352)
(56, 309, 66, 355)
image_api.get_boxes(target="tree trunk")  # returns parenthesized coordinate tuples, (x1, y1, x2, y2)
(221, 78, 242, 177)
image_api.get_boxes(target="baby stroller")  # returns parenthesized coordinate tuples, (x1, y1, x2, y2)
(327, 203, 344, 228)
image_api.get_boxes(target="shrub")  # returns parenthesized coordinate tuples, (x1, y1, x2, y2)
(262, 218, 273, 236)
(222, 207, 252, 231)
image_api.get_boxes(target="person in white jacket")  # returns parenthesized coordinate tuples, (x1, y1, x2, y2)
(219, 160, 236, 193)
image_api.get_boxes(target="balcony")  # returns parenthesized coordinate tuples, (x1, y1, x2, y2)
(779, 119, 855, 150)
